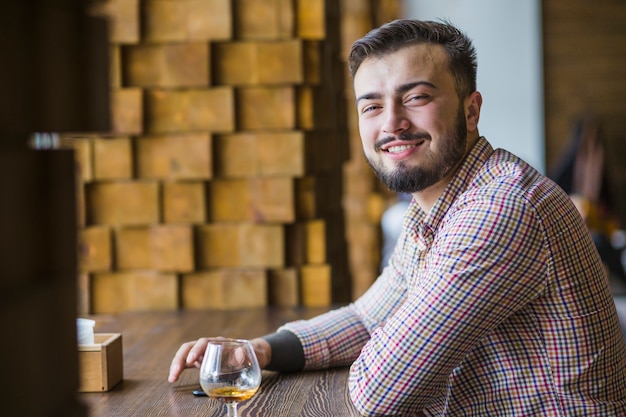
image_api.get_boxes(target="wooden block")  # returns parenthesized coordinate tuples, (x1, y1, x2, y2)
(182, 269, 267, 310)
(300, 264, 331, 306)
(76, 174, 87, 227)
(163, 132, 212, 179)
(277, 0, 295, 38)
(305, 220, 326, 264)
(209, 178, 295, 222)
(343, 160, 378, 200)
(297, 0, 325, 40)
(86, 181, 160, 225)
(197, 223, 284, 268)
(91, 272, 178, 313)
(214, 131, 305, 177)
(111, 88, 143, 135)
(77, 272, 91, 316)
(248, 177, 295, 222)
(93, 137, 133, 180)
(257, 41, 303, 84)
(145, 88, 234, 133)
(115, 225, 194, 271)
(340, 1, 373, 58)
(110, 46, 122, 88)
(345, 221, 380, 272)
(233, 0, 294, 40)
(123, 43, 209, 87)
(297, 86, 315, 130)
(213, 40, 303, 85)
(301, 131, 335, 174)
(295, 176, 319, 219)
(303, 41, 322, 85)
(78, 333, 124, 392)
(236, 87, 295, 130)
(136, 132, 212, 179)
(208, 179, 249, 221)
(90, 0, 140, 44)
(187, 0, 232, 40)
(162, 181, 207, 224)
(256, 131, 306, 176)
(213, 133, 257, 177)
(285, 219, 326, 265)
(297, 86, 336, 130)
(59, 135, 94, 182)
(267, 268, 299, 307)
(136, 135, 176, 179)
(143, 0, 231, 42)
(78, 226, 112, 272)
(142, 0, 186, 42)
(212, 42, 256, 85)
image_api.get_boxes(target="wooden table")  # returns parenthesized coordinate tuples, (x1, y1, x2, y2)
(80, 307, 362, 416)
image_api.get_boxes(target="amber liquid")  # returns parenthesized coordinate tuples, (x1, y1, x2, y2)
(204, 386, 259, 404)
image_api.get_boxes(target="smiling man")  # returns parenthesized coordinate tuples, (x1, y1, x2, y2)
(354, 40, 477, 212)
(169, 20, 626, 416)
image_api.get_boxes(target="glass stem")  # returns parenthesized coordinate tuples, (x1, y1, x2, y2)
(226, 403, 238, 417)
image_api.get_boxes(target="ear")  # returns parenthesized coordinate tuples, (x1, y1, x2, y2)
(465, 91, 482, 132)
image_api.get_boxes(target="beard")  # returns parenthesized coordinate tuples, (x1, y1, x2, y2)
(366, 105, 468, 193)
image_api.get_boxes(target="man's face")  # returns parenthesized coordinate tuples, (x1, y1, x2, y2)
(354, 43, 469, 194)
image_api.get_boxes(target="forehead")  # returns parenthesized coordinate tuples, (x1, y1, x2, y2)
(353, 43, 453, 94)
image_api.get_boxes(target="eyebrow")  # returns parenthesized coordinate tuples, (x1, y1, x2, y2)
(356, 81, 437, 105)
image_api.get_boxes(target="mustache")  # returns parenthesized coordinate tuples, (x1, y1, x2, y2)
(375, 132, 431, 151)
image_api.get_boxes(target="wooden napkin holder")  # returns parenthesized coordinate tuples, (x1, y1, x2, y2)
(78, 333, 123, 392)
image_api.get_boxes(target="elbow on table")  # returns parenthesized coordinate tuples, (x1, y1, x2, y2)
(349, 371, 426, 417)
(349, 376, 392, 417)
(350, 389, 382, 417)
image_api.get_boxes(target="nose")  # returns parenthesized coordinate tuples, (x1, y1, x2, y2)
(381, 104, 410, 135)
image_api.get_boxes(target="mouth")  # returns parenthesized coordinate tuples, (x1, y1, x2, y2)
(385, 143, 418, 154)
(377, 133, 429, 154)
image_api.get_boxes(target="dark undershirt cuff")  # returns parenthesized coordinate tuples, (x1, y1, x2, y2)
(261, 330, 305, 372)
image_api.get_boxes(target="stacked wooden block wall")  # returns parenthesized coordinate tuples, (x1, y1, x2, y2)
(64, 0, 399, 314)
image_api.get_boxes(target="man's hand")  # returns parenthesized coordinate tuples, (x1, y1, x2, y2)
(250, 337, 271, 369)
(168, 337, 271, 383)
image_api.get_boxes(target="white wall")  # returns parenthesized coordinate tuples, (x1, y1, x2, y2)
(403, 0, 545, 172)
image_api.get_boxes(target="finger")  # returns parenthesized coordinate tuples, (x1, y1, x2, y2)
(168, 340, 197, 383)
(186, 337, 211, 367)
(232, 347, 245, 365)
(250, 338, 271, 369)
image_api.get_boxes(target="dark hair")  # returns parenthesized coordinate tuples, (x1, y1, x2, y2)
(348, 19, 477, 99)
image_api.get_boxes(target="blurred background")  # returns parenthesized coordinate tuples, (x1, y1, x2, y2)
(1, 0, 625, 415)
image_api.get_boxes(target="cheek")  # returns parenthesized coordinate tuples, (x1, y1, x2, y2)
(425, 106, 456, 134)
(358, 118, 378, 144)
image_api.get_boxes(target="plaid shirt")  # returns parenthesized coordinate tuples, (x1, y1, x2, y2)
(281, 137, 626, 416)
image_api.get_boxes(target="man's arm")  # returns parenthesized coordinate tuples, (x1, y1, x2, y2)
(168, 228, 410, 381)
(348, 195, 548, 416)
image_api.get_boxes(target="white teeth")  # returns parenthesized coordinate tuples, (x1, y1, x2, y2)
(387, 144, 415, 153)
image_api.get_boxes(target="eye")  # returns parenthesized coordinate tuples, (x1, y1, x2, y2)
(360, 103, 381, 114)
(406, 94, 429, 104)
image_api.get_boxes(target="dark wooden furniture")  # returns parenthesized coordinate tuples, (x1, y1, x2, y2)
(80, 307, 362, 416)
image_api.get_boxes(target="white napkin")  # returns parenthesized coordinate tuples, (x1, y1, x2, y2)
(77, 318, 96, 345)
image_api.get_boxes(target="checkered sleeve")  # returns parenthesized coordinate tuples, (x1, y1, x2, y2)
(279, 247, 410, 369)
